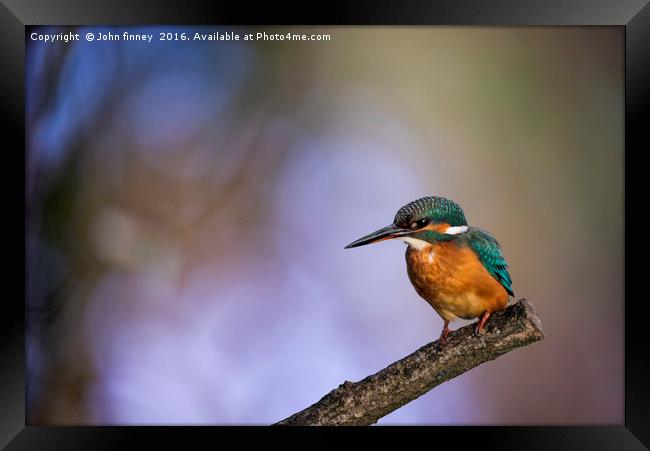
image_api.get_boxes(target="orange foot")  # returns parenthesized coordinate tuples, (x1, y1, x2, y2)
(438, 320, 451, 346)
(474, 311, 491, 336)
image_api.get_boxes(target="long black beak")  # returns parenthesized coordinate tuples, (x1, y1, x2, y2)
(344, 223, 411, 249)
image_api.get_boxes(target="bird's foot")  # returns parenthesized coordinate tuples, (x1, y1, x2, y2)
(474, 311, 491, 336)
(438, 323, 451, 347)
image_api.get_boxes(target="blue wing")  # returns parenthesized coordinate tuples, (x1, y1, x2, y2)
(465, 227, 514, 296)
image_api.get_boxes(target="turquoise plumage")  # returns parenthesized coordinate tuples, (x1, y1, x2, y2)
(463, 227, 514, 297)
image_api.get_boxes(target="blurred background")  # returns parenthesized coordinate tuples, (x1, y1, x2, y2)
(26, 26, 623, 425)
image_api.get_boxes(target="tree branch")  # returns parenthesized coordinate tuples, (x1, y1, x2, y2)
(275, 298, 544, 426)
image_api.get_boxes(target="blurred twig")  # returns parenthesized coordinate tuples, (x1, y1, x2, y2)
(275, 299, 544, 426)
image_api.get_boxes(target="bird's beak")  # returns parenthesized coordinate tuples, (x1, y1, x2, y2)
(344, 223, 411, 249)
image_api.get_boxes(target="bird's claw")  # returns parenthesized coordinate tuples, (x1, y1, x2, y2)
(438, 325, 451, 349)
(474, 311, 491, 337)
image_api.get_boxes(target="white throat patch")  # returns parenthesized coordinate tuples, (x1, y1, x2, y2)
(400, 237, 430, 250)
(444, 225, 468, 235)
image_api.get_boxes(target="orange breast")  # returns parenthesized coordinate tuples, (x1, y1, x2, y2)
(405, 241, 509, 321)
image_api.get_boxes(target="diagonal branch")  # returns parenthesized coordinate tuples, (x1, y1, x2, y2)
(275, 298, 544, 426)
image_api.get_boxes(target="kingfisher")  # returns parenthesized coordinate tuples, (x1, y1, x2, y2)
(344, 196, 513, 344)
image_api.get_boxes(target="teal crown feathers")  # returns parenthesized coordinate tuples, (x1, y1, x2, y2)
(394, 196, 467, 228)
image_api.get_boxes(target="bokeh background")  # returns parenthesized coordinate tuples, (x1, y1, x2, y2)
(26, 26, 623, 425)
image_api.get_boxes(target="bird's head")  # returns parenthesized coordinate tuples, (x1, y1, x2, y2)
(344, 196, 468, 249)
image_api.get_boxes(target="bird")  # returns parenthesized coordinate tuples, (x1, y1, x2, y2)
(344, 196, 513, 344)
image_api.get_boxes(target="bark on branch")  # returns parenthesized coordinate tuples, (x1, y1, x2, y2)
(275, 298, 544, 426)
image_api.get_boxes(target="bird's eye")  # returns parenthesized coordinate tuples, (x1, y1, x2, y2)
(411, 219, 428, 229)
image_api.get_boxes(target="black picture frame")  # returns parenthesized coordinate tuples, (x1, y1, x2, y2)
(2, 1, 648, 448)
